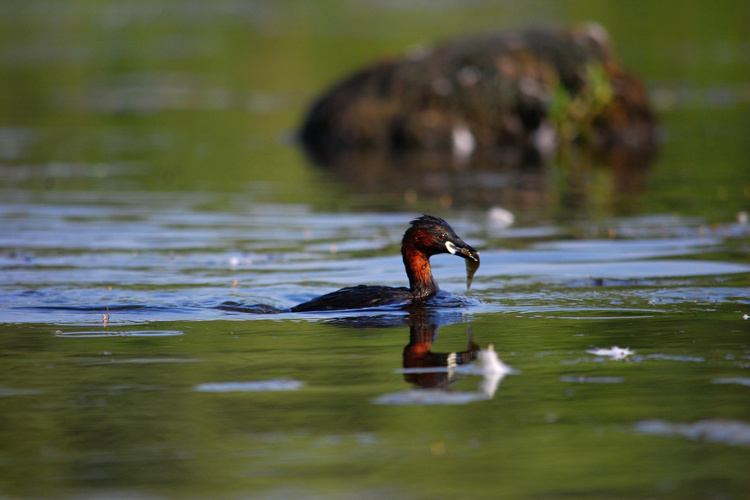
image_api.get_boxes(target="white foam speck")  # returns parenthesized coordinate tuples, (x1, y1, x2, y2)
(587, 346, 633, 360)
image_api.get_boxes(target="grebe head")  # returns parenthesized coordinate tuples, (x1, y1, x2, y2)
(402, 215, 478, 261)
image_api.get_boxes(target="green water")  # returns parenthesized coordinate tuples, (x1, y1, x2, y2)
(1, 1, 749, 499)
(2, 309, 749, 499)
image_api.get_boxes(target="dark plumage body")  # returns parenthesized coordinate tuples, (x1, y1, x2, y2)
(289, 285, 411, 312)
(291, 215, 478, 312)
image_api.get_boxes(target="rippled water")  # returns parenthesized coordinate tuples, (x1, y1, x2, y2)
(4, 193, 749, 324)
(3, 0, 750, 498)
(2, 190, 750, 498)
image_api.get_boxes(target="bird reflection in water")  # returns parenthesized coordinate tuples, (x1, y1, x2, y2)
(333, 308, 514, 405)
(401, 308, 479, 389)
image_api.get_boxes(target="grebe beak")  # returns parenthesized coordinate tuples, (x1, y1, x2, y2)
(445, 241, 479, 262)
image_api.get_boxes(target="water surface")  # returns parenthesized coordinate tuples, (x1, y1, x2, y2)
(1, 1, 749, 498)
(2, 194, 749, 499)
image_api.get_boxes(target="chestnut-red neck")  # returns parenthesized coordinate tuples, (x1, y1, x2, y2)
(401, 233, 439, 299)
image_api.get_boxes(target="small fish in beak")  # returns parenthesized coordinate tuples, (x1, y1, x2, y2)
(465, 249, 480, 290)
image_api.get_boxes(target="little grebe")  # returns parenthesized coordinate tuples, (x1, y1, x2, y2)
(291, 215, 478, 312)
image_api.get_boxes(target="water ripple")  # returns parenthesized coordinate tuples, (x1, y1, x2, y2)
(634, 419, 750, 447)
(194, 379, 305, 392)
(54, 329, 183, 338)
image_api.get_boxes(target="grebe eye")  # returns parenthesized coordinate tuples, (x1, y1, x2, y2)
(441, 232, 447, 240)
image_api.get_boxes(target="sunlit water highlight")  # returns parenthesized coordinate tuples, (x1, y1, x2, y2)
(3, 195, 749, 325)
